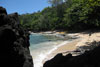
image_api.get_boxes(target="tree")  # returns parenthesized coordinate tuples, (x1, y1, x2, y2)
(48, 0, 63, 6)
(19, 0, 100, 32)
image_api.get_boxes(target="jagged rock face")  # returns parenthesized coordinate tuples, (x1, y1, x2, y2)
(43, 42, 100, 67)
(0, 7, 33, 67)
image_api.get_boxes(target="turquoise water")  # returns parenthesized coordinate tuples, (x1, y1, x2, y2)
(29, 33, 69, 67)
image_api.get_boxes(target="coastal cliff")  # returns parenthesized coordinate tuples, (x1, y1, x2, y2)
(0, 7, 33, 67)
(43, 41, 100, 67)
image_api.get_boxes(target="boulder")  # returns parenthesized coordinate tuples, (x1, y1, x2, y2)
(0, 7, 33, 67)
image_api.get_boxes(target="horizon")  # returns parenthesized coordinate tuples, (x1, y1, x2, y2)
(0, 0, 51, 14)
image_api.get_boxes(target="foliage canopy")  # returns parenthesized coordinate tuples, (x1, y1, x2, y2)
(19, 0, 100, 32)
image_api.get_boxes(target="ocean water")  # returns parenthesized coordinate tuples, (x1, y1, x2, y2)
(29, 33, 70, 67)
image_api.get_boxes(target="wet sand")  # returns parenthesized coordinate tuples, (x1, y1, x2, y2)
(43, 39, 80, 63)
(43, 31, 100, 64)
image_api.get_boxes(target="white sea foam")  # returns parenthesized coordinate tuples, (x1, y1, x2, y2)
(29, 34, 73, 67)
(44, 41, 70, 61)
(30, 40, 72, 67)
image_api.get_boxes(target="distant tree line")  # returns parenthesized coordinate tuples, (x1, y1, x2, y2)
(19, 0, 100, 32)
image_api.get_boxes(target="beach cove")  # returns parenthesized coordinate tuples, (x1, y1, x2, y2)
(29, 31, 100, 67)
(29, 32, 78, 67)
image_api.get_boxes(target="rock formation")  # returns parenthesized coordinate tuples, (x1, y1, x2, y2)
(0, 7, 33, 67)
(43, 41, 100, 67)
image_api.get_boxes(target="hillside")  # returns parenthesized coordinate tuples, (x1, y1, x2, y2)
(19, 0, 100, 32)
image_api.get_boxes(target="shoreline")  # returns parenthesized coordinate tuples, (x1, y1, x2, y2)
(30, 32, 80, 67)
(42, 31, 100, 65)
(42, 38, 81, 64)
(30, 31, 100, 67)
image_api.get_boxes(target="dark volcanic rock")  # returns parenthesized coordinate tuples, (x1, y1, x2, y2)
(43, 42, 100, 67)
(0, 7, 33, 67)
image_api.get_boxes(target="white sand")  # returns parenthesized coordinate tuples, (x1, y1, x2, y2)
(43, 31, 100, 64)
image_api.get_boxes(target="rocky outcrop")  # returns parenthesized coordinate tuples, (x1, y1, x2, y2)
(43, 41, 100, 67)
(0, 7, 33, 67)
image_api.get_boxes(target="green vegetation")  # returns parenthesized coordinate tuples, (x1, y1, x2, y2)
(19, 0, 100, 32)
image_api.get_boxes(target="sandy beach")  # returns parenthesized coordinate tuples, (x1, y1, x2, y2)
(43, 31, 100, 63)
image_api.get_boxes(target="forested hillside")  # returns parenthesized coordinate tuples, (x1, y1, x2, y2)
(19, 0, 100, 32)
